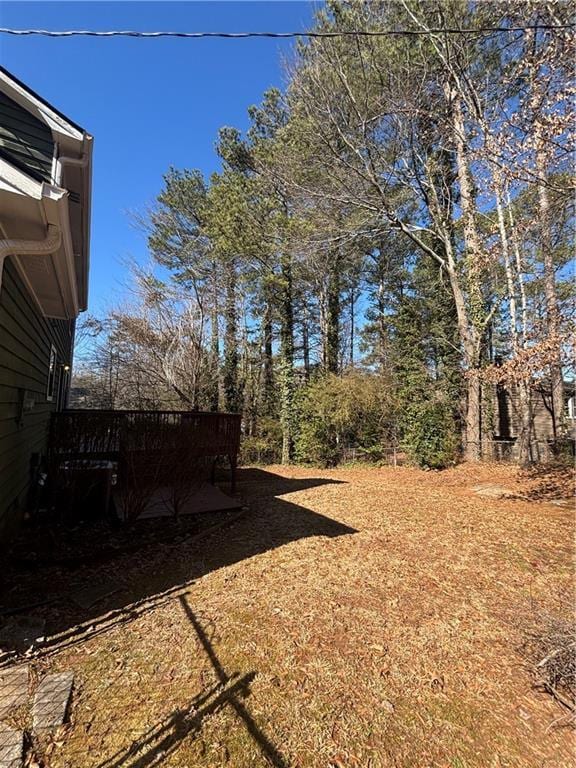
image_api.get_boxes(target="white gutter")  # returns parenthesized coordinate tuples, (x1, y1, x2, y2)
(0, 224, 61, 295)
(54, 139, 92, 311)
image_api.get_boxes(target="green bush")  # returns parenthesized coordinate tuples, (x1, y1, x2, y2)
(294, 372, 393, 466)
(402, 399, 459, 469)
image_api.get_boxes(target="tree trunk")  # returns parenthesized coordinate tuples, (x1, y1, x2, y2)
(261, 295, 274, 415)
(376, 248, 388, 374)
(435, 236, 481, 462)
(279, 255, 294, 464)
(536, 143, 564, 438)
(302, 306, 310, 380)
(505, 196, 534, 464)
(349, 288, 355, 367)
(325, 261, 340, 374)
(424, 142, 481, 461)
(208, 262, 220, 412)
(209, 311, 220, 411)
(223, 257, 239, 412)
(494, 168, 533, 465)
(448, 86, 485, 460)
(506, 189, 528, 346)
(516, 381, 533, 466)
(465, 371, 481, 461)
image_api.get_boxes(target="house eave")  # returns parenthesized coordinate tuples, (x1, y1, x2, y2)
(0, 161, 81, 319)
(52, 134, 93, 313)
(0, 68, 93, 314)
(0, 66, 85, 142)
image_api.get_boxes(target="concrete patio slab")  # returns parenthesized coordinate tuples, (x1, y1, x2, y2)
(0, 666, 28, 718)
(114, 481, 242, 520)
(33, 671, 74, 731)
(0, 725, 23, 768)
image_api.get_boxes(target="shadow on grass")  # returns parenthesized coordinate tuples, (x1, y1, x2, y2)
(95, 596, 290, 768)
(1, 468, 355, 664)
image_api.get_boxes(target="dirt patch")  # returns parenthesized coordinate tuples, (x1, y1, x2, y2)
(1, 464, 573, 767)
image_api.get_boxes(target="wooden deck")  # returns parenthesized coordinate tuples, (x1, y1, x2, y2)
(48, 410, 242, 512)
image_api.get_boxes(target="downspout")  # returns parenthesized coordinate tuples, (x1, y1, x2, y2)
(55, 152, 88, 184)
(0, 225, 62, 295)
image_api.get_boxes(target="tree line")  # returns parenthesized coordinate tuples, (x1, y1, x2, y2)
(74, 0, 574, 468)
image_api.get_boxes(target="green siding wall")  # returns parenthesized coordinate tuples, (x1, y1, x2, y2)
(0, 91, 54, 182)
(0, 256, 74, 540)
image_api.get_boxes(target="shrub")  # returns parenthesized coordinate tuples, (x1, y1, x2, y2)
(402, 399, 459, 469)
(294, 372, 393, 466)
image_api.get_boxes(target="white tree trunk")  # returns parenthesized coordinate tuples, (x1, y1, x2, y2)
(448, 86, 484, 460)
(494, 169, 533, 465)
(535, 143, 565, 438)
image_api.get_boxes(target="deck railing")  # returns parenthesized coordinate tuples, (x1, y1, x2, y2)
(48, 409, 242, 492)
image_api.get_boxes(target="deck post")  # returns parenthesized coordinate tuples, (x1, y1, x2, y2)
(229, 453, 237, 495)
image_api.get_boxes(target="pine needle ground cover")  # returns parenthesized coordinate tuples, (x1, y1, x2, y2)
(25, 464, 574, 767)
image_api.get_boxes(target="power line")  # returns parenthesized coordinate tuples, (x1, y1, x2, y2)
(0, 24, 573, 40)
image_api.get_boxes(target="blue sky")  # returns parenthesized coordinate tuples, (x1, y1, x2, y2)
(0, 1, 316, 315)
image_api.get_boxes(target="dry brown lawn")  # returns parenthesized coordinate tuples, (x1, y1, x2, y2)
(18, 463, 575, 767)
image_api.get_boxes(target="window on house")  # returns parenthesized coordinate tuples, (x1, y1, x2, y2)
(57, 366, 69, 411)
(46, 345, 57, 401)
(566, 396, 575, 420)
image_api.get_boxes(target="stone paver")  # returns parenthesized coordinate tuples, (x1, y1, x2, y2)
(0, 666, 28, 718)
(32, 671, 74, 731)
(0, 725, 23, 768)
(471, 483, 514, 498)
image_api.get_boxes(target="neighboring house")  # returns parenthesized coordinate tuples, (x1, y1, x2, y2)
(0, 67, 93, 538)
(491, 380, 576, 460)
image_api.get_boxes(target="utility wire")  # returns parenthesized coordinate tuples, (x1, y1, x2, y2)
(0, 25, 573, 39)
